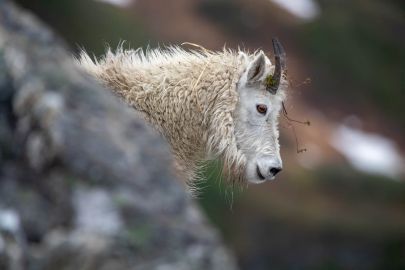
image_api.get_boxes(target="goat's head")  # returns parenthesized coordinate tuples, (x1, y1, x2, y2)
(234, 39, 287, 183)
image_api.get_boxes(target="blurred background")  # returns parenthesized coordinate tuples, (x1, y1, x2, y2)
(15, 0, 405, 269)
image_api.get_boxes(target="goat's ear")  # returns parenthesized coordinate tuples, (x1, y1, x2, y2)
(246, 51, 266, 83)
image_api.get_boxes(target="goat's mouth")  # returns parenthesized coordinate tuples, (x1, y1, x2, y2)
(256, 166, 266, 181)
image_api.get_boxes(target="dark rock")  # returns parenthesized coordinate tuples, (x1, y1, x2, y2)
(0, 1, 238, 269)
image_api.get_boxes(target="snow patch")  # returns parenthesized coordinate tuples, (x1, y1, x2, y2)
(331, 124, 404, 179)
(95, 0, 133, 8)
(269, 0, 320, 21)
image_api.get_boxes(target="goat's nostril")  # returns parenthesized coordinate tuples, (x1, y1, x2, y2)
(270, 167, 282, 176)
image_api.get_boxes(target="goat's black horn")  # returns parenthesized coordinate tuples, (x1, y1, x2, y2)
(267, 38, 287, 94)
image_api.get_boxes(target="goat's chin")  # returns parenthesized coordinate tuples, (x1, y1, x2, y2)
(246, 174, 268, 184)
(245, 161, 266, 184)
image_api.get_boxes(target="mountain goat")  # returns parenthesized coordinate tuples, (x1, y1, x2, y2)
(78, 39, 288, 189)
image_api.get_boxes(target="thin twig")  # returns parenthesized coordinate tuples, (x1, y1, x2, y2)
(281, 102, 309, 154)
(282, 102, 311, 126)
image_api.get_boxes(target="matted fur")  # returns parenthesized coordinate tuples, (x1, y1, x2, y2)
(77, 46, 263, 189)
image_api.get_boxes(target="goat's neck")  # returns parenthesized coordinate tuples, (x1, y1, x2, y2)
(98, 57, 241, 181)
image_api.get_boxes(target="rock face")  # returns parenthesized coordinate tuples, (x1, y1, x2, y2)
(0, 1, 238, 269)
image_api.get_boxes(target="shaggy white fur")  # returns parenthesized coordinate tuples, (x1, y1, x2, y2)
(77, 45, 286, 190)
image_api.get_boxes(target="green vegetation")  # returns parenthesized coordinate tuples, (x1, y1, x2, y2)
(127, 223, 153, 248)
(197, 0, 257, 39)
(265, 74, 276, 89)
(16, 0, 151, 55)
(14, 0, 405, 268)
(301, 0, 405, 129)
(198, 163, 405, 270)
(196, 160, 242, 237)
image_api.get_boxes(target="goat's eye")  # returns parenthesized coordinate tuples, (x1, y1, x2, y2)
(256, 104, 268, 115)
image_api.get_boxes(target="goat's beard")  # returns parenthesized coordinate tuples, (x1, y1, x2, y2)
(218, 150, 247, 187)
